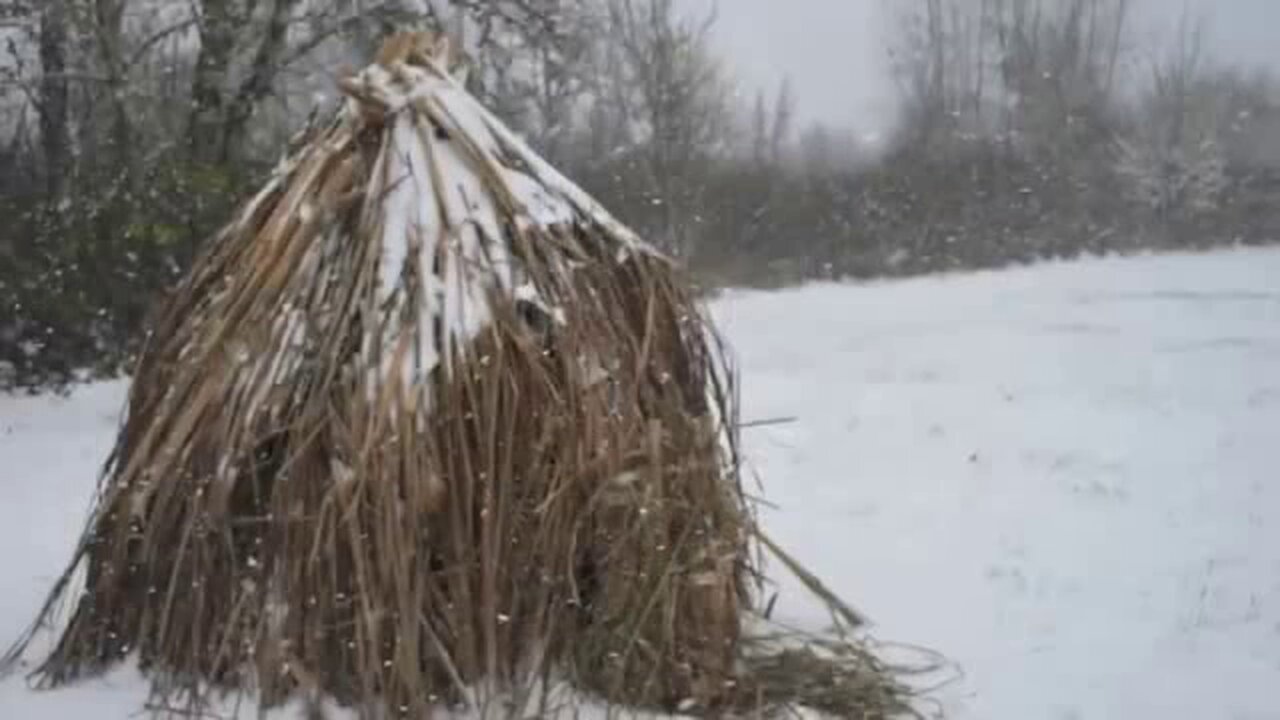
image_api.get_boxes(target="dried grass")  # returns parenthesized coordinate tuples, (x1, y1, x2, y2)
(3, 32, 918, 719)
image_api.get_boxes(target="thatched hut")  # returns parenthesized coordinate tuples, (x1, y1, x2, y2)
(4, 32, 911, 718)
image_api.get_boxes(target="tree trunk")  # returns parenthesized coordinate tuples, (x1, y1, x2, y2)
(38, 0, 70, 199)
(188, 0, 238, 164)
(93, 0, 137, 187)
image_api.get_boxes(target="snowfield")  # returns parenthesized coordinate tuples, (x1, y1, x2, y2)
(3, 247, 1280, 719)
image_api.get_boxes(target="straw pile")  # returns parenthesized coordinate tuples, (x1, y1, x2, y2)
(3, 32, 914, 718)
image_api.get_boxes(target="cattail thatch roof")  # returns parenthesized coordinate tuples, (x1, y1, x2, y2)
(3, 32, 916, 719)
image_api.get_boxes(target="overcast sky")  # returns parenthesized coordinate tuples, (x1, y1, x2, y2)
(681, 0, 1280, 135)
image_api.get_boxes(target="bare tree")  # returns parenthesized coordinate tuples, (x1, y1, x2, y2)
(890, 0, 1132, 156)
(1117, 7, 1225, 219)
(769, 77, 794, 164)
(603, 0, 731, 255)
(750, 88, 768, 165)
(221, 0, 305, 162)
(745, 78, 793, 167)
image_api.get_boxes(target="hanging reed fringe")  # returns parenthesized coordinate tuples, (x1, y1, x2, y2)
(3, 32, 917, 718)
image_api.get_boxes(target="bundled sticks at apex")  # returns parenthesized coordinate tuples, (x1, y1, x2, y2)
(4, 32, 912, 718)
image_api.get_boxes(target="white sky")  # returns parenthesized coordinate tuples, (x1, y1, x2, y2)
(683, 0, 1280, 134)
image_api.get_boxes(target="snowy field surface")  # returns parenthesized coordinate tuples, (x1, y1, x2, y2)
(3, 247, 1279, 719)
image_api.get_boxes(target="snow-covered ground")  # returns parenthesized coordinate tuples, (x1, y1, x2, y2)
(3, 247, 1279, 719)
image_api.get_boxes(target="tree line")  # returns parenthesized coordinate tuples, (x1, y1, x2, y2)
(3, 0, 1280, 388)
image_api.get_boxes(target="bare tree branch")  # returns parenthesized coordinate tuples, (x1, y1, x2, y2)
(125, 18, 199, 71)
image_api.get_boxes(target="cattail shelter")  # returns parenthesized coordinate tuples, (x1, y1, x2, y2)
(3, 32, 911, 719)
